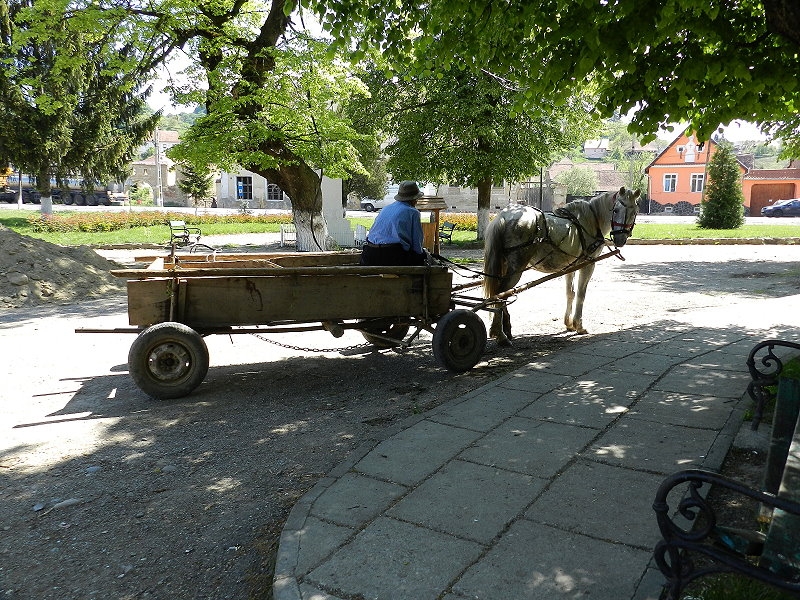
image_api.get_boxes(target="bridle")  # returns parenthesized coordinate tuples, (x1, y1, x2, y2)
(610, 192, 637, 241)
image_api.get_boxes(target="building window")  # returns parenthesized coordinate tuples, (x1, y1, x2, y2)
(236, 176, 253, 200)
(267, 183, 283, 202)
(691, 173, 704, 193)
(663, 174, 677, 192)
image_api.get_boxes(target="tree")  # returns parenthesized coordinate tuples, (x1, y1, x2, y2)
(165, 30, 370, 250)
(176, 162, 215, 208)
(311, 0, 800, 145)
(555, 167, 598, 197)
(697, 144, 745, 229)
(353, 66, 599, 238)
(0, 0, 162, 214)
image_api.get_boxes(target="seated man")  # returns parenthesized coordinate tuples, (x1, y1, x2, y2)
(360, 181, 427, 266)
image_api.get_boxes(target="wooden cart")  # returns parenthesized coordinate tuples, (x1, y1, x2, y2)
(99, 250, 488, 399)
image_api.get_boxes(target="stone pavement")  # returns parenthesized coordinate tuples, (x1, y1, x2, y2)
(272, 322, 781, 600)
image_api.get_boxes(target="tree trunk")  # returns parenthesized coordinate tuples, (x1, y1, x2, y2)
(36, 168, 53, 216)
(476, 178, 493, 241)
(254, 158, 332, 251)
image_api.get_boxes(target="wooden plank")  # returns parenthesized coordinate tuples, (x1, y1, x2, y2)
(113, 265, 447, 279)
(126, 279, 171, 325)
(126, 271, 453, 327)
(764, 377, 800, 495)
(761, 377, 800, 578)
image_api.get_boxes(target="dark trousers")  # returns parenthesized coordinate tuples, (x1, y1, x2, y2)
(360, 243, 425, 266)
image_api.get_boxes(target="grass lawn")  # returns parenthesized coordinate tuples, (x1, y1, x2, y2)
(1, 209, 799, 246)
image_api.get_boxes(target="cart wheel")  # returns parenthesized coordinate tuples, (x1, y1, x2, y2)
(359, 319, 410, 348)
(433, 310, 486, 372)
(128, 322, 209, 399)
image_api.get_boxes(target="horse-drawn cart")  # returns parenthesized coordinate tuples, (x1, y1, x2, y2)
(89, 250, 489, 399)
(82, 186, 641, 401)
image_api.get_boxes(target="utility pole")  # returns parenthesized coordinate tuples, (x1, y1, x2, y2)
(154, 127, 163, 207)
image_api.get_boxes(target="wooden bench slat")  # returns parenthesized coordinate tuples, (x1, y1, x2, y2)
(761, 377, 800, 578)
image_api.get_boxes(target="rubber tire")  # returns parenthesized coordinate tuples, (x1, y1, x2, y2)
(75, 194, 86, 206)
(128, 322, 209, 399)
(433, 310, 487, 372)
(360, 320, 410, 348)
(63, 194, 74, 205)
(773, 209, 783, 217)
(87, 194, 99, 206)
(363, 203, 375, 212)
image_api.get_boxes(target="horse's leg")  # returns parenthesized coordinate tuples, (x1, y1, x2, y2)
(564, 272, 576, 331)
(570, 263, 596, 335)
(490, 270, 524, 346)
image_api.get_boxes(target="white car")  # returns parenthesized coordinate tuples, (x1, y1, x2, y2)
(360, 197, 395, 212)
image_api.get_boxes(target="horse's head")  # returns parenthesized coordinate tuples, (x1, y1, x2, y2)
(610, 187, 641, 247)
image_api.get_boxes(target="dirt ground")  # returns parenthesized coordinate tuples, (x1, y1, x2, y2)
(1, 227, 799, 599)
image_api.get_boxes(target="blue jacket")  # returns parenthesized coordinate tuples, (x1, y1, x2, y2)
(366, 201, 424, 253)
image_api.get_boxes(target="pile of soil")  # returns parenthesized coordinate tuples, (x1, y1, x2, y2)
(0, 225, 125, 309)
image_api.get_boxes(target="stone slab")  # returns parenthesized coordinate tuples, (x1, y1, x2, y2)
(388, 459, 545, 543)
(459, 416, 598, 478)
(585, 416, 720, 474)
(353, 420, 482, 486)
(453, 520, 651, 599)
(518, 369, 658, 428)
(306, 516, 483, 600)
(308, 472, 407, 527)
(527, 459, 664, 548)
(429, 386, 537, 432)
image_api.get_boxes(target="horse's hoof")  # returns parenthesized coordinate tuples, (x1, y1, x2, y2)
(495, 336, 513, 347)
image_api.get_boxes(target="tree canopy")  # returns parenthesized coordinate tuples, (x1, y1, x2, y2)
(310, 0, 800, 145)
(0, 0, 160, 208)
(351, 64, 598, 235)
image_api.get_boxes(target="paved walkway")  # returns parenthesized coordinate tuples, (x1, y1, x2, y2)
(97, 235, 798, 600)
(271, 316, 793, 600)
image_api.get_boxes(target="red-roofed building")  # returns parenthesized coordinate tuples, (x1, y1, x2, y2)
(645, 130, 800, 215)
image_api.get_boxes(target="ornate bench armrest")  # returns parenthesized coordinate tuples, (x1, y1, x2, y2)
(747, 339, 800, 430)
(653, 469, 800, 599)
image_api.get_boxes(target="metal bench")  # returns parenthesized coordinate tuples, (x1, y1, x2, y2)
(653, 366, 800, 598)
(747, 339, 800, 430)
(169, 220, 202, 246)
(439, 221, 455, 244)
(280, 223, 296, 247)
(168, 220, 215, 253)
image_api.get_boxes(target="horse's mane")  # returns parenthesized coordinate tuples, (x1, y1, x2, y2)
(556, 192, 610, 220)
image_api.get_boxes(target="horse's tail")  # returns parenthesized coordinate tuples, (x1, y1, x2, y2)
(483, 213, 507, 299)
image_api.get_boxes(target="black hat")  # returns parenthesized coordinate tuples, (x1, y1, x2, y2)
(394, 181, 424, 202)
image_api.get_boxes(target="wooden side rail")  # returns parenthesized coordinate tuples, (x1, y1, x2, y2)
(653, 376, 800, 598)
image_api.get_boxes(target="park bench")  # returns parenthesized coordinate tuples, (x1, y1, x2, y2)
(280, 223, 296, 247)
(168, 220, 216, 253)
(439, 221, 456, 244)
(747, 339, 800, 430)
(169, 220, 202, 247)
(652, 342, 800, 599)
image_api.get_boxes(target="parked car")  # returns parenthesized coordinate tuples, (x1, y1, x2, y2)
(360, 197, 394, 212)
(761, 198, 800, 217)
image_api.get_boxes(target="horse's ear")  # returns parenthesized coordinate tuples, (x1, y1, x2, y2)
(619, 186, 626, 194)
(634, 189, 641, 198)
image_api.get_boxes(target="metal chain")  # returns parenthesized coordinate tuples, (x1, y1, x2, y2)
(250, 332, 370, 353)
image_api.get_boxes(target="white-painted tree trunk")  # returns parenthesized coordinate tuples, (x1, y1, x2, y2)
(39, 195, 53, 216)
(293, 209, 332, 251)
(477, 207, 490, 241)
